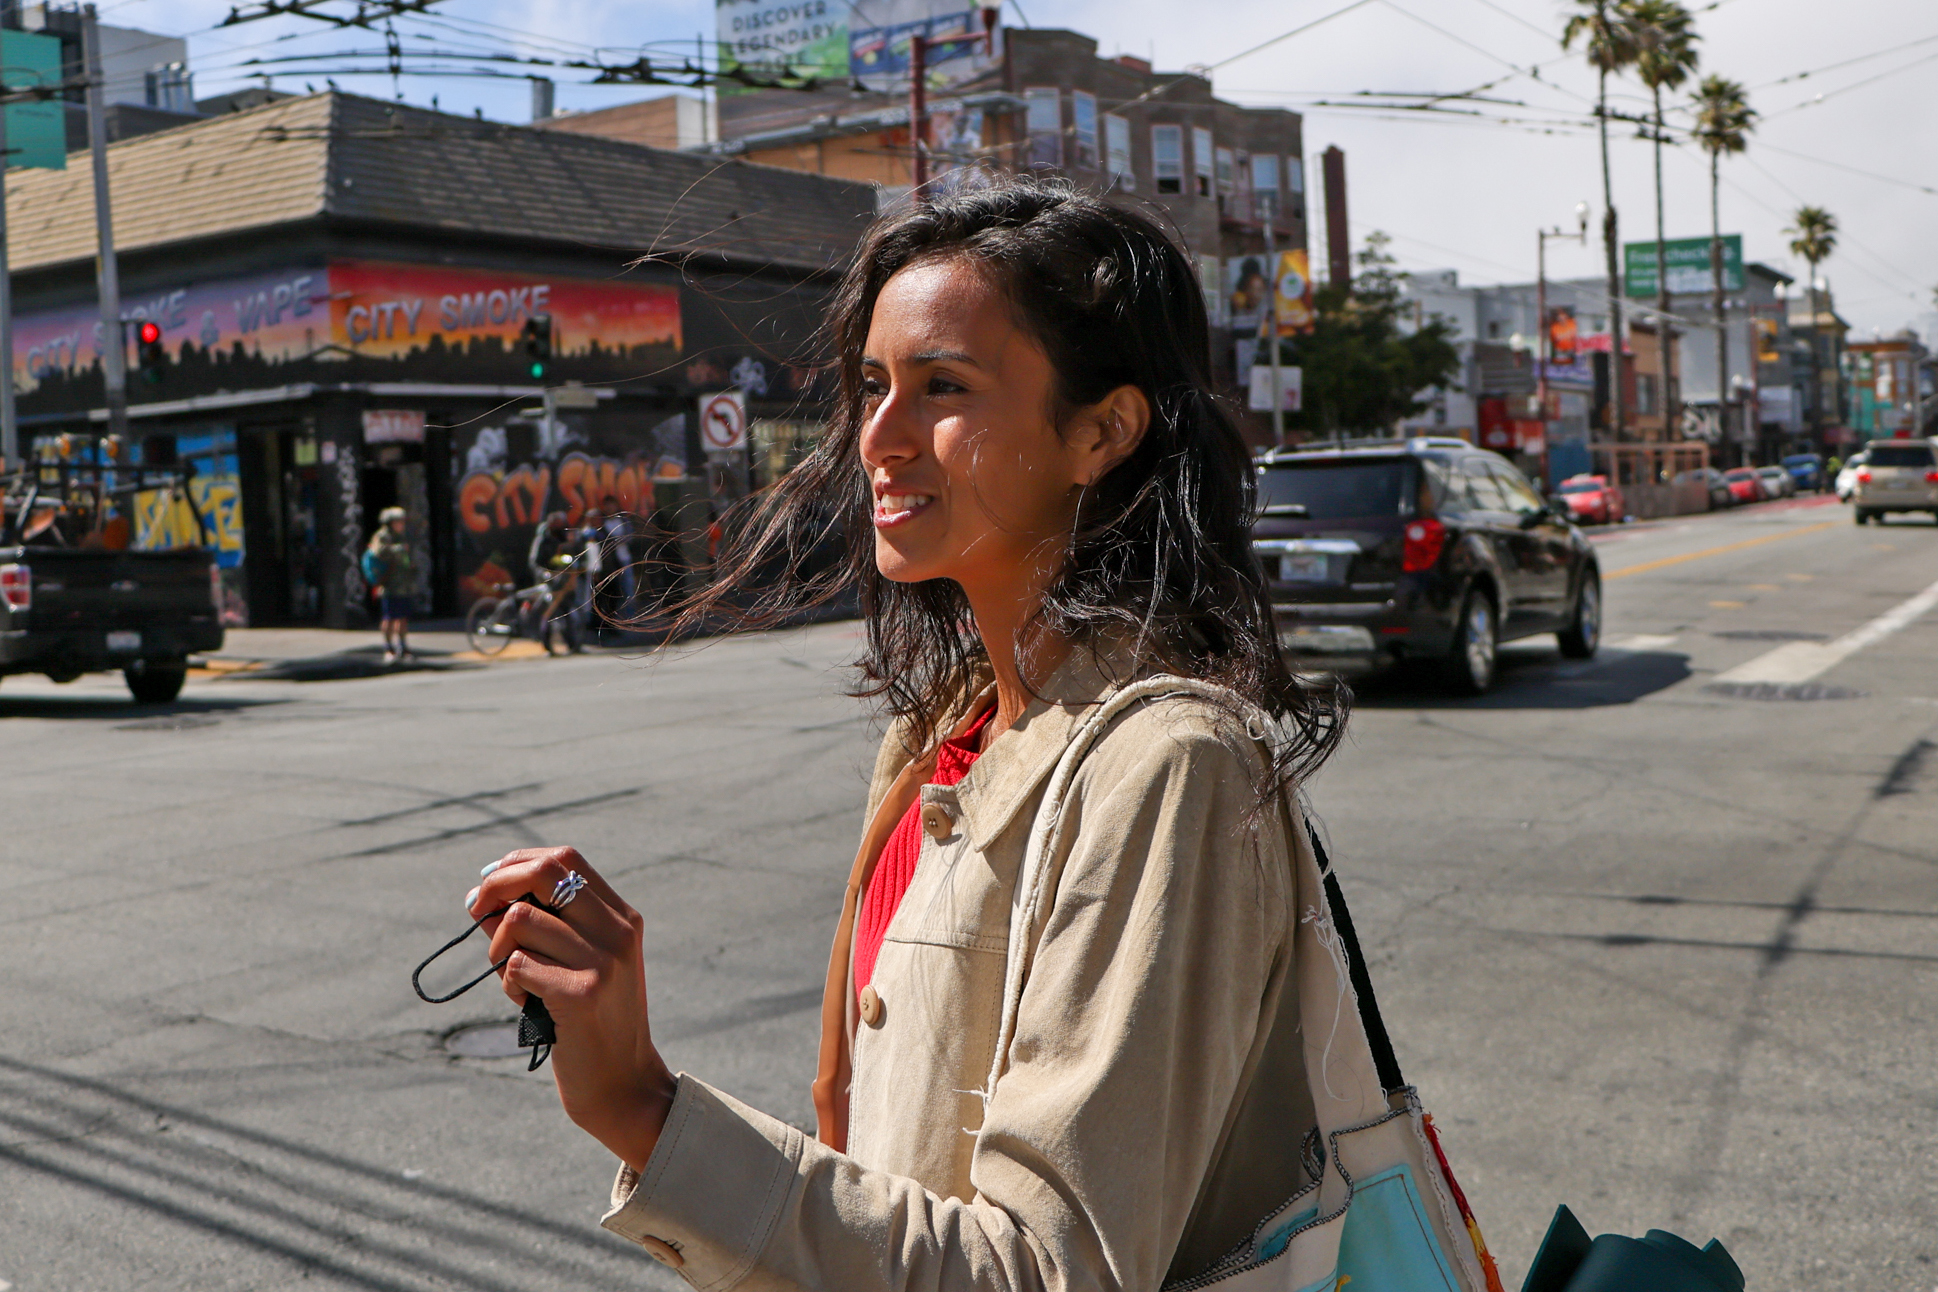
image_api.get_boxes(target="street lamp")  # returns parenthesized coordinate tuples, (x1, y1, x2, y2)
(1535, 202, 1591, 487)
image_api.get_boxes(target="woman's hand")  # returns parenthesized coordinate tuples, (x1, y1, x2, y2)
(471, 847, 677, 1172)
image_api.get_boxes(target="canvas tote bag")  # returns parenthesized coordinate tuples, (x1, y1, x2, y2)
(988, 677, 1507, 1292)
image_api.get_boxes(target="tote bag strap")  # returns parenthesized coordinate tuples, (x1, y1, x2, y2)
(1302, 818, 1407, 1097)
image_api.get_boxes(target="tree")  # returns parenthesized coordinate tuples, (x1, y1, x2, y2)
(1284, 232, 1462, 437)
(1630, 0, 1699, 438)
(1691, 74, 1755, 445)
(1786, 205, 1838, 434)
(1563, 0, 1642, 438)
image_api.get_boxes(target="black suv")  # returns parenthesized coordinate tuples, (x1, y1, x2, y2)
(1252, 438, 1602, 692)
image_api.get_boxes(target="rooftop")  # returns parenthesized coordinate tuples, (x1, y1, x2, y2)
(2, 91, 879, 277)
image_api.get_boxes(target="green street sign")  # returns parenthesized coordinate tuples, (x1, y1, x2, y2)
(1625, 235, 1741, 297)
(2, 29, 66, 171)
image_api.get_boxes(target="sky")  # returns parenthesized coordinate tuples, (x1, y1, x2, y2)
(128, 0, 1938, 342)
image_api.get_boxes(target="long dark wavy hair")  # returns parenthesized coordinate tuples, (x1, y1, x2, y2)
(674, 176, 1348, 786)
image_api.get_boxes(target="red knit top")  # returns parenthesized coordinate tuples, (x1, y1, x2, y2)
(854, 706, 994, 998)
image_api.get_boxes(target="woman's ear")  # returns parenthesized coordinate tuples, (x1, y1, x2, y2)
(1072, 384, 1151, 486)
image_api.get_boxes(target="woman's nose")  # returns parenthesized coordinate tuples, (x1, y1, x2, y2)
(859, 386, 920, 470)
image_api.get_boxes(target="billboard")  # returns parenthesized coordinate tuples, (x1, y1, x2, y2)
(11, 260, 682, 408)
(1624, 235, 1742, 297)
(715, 0, 997, 93)
(1, 29, 66, 171)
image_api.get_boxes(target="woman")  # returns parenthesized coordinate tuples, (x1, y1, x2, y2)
(467, 182, 1355, 1290)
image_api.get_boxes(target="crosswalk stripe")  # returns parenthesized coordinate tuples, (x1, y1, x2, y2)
(1711, 576, 1938, 686)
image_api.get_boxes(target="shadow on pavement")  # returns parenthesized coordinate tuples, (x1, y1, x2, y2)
(0, 693, 290, 721)
(1352, 644, 1692, 710)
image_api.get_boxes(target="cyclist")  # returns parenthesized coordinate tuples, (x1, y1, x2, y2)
(527, 512, 586, 655)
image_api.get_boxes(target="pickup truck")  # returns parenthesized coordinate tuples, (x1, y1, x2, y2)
(2, 464, 224, 703)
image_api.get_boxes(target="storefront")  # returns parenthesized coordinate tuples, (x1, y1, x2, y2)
(8, 91, 873, 627)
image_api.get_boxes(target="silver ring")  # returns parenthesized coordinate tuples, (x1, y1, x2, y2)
(551, 870, 587, 910)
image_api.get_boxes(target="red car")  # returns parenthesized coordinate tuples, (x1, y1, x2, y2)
(1721, 466, 1764, 505)
(1556, 474, 1625, 524)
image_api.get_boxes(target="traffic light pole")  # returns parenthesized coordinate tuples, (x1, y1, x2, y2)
(82, 4, 129, 444)
(0, 96, 16, 468)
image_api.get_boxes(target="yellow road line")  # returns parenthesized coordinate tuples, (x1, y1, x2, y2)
(1605, 520, 1837, 580)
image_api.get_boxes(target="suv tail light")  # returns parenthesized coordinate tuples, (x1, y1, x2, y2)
(1, 563, 29, 611)
(1925, 470, 1938, 483)
(1402, 518, 1446, 572)
(1856, 469, 1872, 483)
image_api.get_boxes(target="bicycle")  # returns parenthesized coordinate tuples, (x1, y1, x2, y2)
(465, 554, 587, 656)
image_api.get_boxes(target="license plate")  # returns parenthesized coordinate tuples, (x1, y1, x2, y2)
(1279, 625, 1375, 653)
(1281, 553, 1329, 582)
(107, 630, 141, 653)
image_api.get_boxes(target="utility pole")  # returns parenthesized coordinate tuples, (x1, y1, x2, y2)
(82, 4, 128, 445)
(908, 33, 927, 197)
(1264, 214, 1284, 447)
(0, 98, 15, 469)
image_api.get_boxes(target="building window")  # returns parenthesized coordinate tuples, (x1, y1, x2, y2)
(1192, 126, 1213, 197)
(1025, 87, 1061, 168)
(1105, 113, 1133, 189)
(1071, 91, 1099, 169)
(1637, 373, 1659, 416)
(1232, 150, 1253, 220)
(1251, 153, 1280, 221)
(1285, 155, 1305, 218)
(1215, 145, 1234, 197)
(1152, 124, 1182, 194)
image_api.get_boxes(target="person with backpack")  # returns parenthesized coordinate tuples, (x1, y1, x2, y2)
(361, 506, 416, 665)
(455, 182, 1508, 1291)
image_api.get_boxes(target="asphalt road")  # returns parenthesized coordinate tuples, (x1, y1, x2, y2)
(2, 493, 1933, 1292)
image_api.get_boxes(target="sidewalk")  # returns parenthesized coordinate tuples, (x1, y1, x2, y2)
(193, 626, 549, 682)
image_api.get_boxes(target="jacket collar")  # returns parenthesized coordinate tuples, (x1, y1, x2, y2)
(949, 640, 1149, 852)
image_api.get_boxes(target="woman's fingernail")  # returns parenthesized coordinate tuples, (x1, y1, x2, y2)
(479, 860, 502, 878)
(464, 886, 480, 913)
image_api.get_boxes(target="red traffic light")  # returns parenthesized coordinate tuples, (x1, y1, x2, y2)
(137, 320, 162, 344)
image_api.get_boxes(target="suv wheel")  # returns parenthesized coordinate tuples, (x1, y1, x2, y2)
(125, 662, 187, 704)
(1442, 587, 1498, 695)
(1558, 570, 1601, 659)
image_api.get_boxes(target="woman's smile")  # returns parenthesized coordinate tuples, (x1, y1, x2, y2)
(872, 485, 936, 529)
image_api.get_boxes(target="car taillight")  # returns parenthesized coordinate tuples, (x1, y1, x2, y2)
(1, 563, 29, 611)
(209, 563, 223, 613)
(1856, 469, 1871, 483)
(1402, 517, 1446, 572)
(1925, 470, 1938, 483)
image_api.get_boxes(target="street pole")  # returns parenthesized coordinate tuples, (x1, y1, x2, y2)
(1535, 205, 1589, 490)
(908, 34, 927, 198)
(0, 95, 15, 470)
(1264, 214, 1283, 447)
(1711, 156, 1728, 456)
(82, 4, 128, 445)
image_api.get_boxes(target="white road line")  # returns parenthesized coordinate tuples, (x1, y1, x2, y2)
(1712, 576, 1938, 685)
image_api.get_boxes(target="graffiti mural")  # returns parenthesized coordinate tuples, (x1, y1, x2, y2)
(334, 443, 366, 614)
(451, 413, 688, 608)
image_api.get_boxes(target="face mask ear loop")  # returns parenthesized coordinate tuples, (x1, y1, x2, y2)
(410, 894, 561, 1071)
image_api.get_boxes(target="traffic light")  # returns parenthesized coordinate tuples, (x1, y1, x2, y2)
(134, 320, 166, 384)
(520, 313, 554, 380)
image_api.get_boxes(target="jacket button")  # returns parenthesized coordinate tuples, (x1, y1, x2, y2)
(639, 1236, 685, 1269)
(858, 984, 883, 1027)
(920, 804, 953, 841)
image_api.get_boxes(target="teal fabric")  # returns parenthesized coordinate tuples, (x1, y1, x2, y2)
(1521, 1207, 1745, 1292)
(1336, 1164, 1462, 1291)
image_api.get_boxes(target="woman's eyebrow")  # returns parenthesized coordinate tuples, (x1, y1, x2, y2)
(910, 349, 982, 367)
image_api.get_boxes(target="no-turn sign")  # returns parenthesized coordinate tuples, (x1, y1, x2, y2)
(698, 390, 748, 452)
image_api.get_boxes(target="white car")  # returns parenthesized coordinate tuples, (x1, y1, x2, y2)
(1836, 451, 1868, 501)
(1754, 464, 1795, 499)
(1852, 439, 1938, 524)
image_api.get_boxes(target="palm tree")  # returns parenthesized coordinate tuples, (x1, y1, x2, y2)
(1563, 0, 1642, 437)
(1630, 0, 1699, 438)
(1691, 75, 1755, 444)
(1786, 205, 1838, 437)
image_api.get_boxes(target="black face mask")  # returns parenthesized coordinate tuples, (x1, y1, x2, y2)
(411, 894, 558, 1070)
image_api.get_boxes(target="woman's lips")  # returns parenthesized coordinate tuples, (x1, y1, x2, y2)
(872, 492, 933, 528)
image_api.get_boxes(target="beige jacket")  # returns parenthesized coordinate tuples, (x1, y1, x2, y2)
(601, 651, 1322, 1291)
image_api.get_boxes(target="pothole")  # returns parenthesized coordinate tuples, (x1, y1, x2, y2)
(443, 1021, 525, 1059)
(1703, 681, 1866, 701)
(1711, 629, 1830, 642)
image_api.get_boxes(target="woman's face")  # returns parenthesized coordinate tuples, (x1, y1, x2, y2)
(859, 257, 1135, 599)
